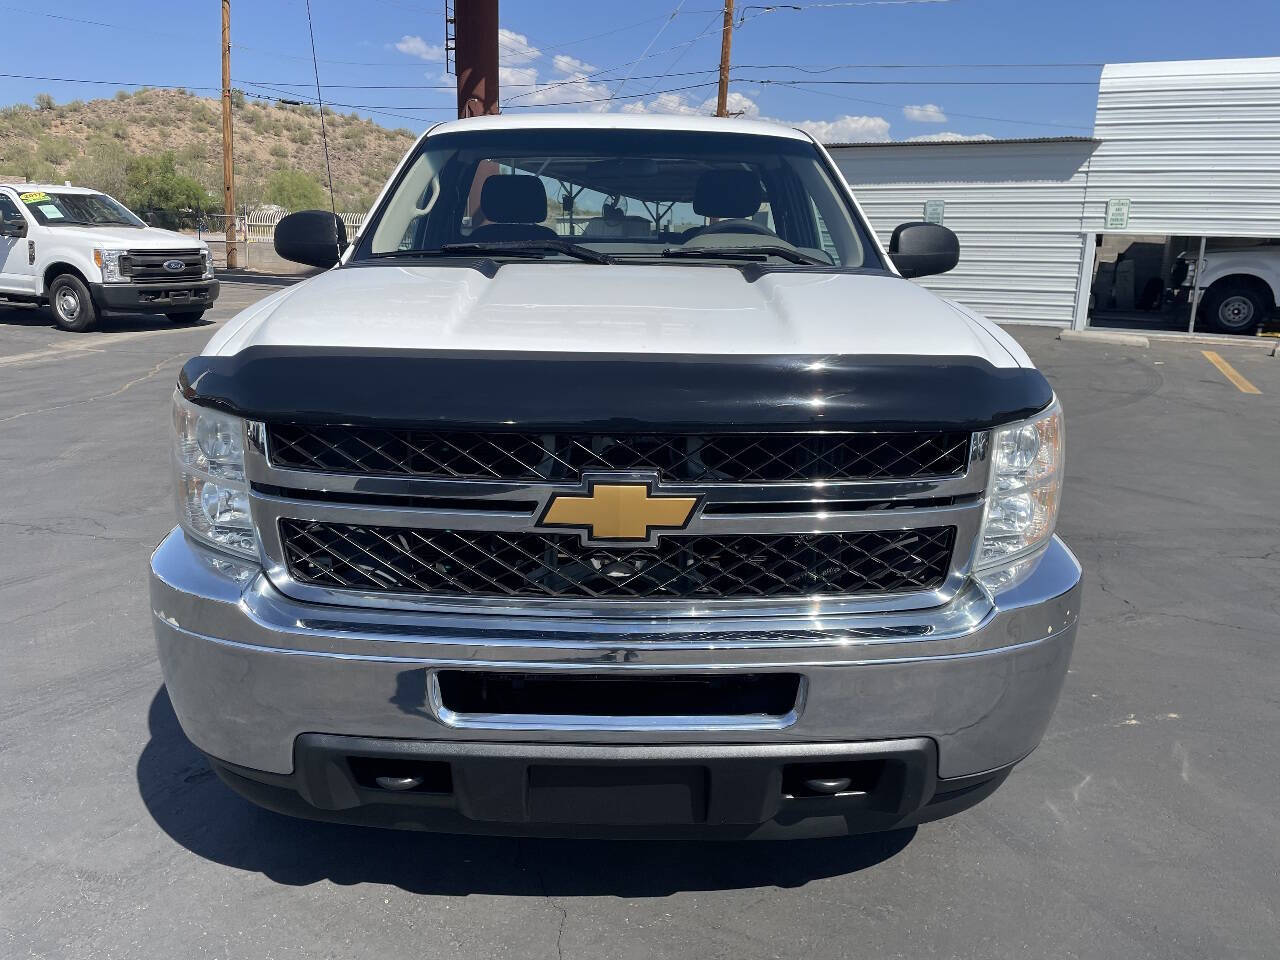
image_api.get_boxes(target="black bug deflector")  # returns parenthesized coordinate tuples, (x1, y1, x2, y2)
(178, 348, 1053, 433)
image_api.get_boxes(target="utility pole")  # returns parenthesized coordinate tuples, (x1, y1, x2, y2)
(715, 0, 734, 117)
(221, 0, 237, 269)
(454, 0, 500, 118)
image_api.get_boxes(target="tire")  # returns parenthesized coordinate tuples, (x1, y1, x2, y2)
(1201, 279, 1268, 335)
(166, 310, 207, 324)
(48, 273, 98, 332)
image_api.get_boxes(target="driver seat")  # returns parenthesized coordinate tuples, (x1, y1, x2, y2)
(468, 175, 557, 243)
(686, 168, 765, 238)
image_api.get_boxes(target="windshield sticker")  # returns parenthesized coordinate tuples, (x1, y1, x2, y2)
(38, 204, 64, 219)
(19, 191, 50, 204)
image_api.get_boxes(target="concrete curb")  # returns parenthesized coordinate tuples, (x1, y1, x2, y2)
(1058, 329, 1150, 348)
(1144, 331, 1279, 350)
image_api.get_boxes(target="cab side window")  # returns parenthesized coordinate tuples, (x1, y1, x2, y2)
(0, 193, 23, 222)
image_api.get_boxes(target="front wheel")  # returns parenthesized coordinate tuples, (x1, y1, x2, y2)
(48, 274, 98, 332)
(166, 310, 207, 324)
(1201, 279, 1268, 335)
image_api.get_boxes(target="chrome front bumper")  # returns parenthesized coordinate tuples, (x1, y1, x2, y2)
(150, 528, 1082, 782)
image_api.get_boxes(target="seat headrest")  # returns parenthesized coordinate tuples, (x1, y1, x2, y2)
(693, 169, 763, 219)
(480, 175, 548, 224)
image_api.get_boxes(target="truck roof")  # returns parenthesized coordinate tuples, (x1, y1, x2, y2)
(0, 183, 103, 195)
(424, 112, 814, 142)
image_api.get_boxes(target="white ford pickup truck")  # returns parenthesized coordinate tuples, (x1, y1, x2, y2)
(151, 114, 1081, 838)
(1177, 243, 1280, 334)
(0, 184, 218, 331)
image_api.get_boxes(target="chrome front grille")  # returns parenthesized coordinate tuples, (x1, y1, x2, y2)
(279, 520, 956, 600)
(246, 418, 991, 615)
(267, 424, 970, 484)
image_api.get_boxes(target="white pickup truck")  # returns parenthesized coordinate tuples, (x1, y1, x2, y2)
(1178, 243, 1280, 334)
(151, 114, 1080, 839)
(0, 183, 219, 331)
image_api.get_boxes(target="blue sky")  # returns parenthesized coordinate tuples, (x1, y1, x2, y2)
(4, 0, 1280, 140)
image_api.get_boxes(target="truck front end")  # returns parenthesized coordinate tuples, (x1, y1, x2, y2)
(149, 116, 1080, 838)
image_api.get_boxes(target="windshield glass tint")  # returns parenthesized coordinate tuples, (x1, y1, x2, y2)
(361, 129, 881, 268)
(18, 190, 144, 227)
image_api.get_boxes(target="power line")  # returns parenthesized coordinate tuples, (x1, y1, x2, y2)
(607, 1, 689, 103)
(304, 0, 340, 234)
(640, 11, 724, 96)
(773, 80, 1094, 130)
(507, 81, 724, 109)
(0, 71, 220, 91)
(505, 10, 727, 105)
(0, 3, 438, 70)
(740, 0, 952, 16)
(738, 77, 1099, 86)
(739, 61, 1106, 70)
(0, 68, 1102, 95)
(0, 69, 1095, 129)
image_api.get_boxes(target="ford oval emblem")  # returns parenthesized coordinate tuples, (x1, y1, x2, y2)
(163, 258, 186, 272)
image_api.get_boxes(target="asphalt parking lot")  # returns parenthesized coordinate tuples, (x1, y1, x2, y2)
(2, 286, 1277, 960)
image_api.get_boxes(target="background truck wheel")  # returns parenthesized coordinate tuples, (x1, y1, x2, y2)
(1201, 278, 1269, 335)
(166, 310, 207, 324)
(48, 274, 98, 332)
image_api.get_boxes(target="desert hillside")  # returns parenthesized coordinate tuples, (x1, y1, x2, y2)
(0, 88, 418, 214)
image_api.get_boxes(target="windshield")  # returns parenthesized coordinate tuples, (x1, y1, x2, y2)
(357, 128, 883, 270)
(17, 190, 145, 227)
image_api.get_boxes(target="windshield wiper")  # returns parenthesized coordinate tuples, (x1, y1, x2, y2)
(439, 239, 613, 264)
(660, 245, 830, 266)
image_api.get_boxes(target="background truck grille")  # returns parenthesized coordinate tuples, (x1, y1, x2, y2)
(279, 520, 955, 600)
(124, 249, 204, 283)
(267, 426, 970, 484)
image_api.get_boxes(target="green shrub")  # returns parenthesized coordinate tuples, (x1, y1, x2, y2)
(264, 168, 328, 210)
(270, 144, 289, 159)
(34, 93, 55, 111)
(37, 136, 74, 166)
(124, 152, 215, 224)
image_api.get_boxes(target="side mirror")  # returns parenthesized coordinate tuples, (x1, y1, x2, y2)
(274, 210, 348, 269)
(888, 221, 958, 279)
(1, 216, 27, 239)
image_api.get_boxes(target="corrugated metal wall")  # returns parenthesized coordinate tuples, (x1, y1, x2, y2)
(831, 140, 1097, 326)
(1085, 57, 1280, 237)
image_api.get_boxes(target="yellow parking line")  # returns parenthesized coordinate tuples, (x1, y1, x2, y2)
(1202, 350, 1262, 395)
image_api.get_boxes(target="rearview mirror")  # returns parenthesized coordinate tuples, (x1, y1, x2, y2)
(888, 221, 958, 279)
(274, 210, 348, 269)
(1, 216, 26, 239)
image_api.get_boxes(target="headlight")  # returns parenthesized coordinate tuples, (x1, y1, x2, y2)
(172, 391, 257, 559)
(976, 399, 1064, 570)
(93, 247, 130, 283)
(200, 250, 214, 279)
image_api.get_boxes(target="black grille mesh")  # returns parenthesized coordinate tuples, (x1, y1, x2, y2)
(267, 426, 969, 484)
(280, 519, 955, 600)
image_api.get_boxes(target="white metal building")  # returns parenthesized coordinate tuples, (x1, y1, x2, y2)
(832, 137, 1097, 327)
(829, 56, 1280, 331)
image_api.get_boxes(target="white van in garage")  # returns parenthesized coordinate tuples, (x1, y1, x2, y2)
(0, 184, 219, 332)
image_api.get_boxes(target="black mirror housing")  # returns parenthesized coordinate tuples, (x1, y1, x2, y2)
(1, 216, 27, 239)
(888, 221, 959, 279)
(274, 210, 349, 269)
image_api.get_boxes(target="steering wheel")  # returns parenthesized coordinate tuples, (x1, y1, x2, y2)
(694, 218, 776, 237)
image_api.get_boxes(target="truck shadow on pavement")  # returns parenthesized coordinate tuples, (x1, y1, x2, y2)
(138, 688, 915, 894)
(0, 303, 214, 333)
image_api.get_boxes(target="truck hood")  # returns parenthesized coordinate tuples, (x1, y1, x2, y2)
(44, 225, 206, 250)
(207, 262, 1021, 367)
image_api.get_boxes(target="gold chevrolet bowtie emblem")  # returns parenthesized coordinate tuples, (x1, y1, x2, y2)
(541, 480, 699, 542)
